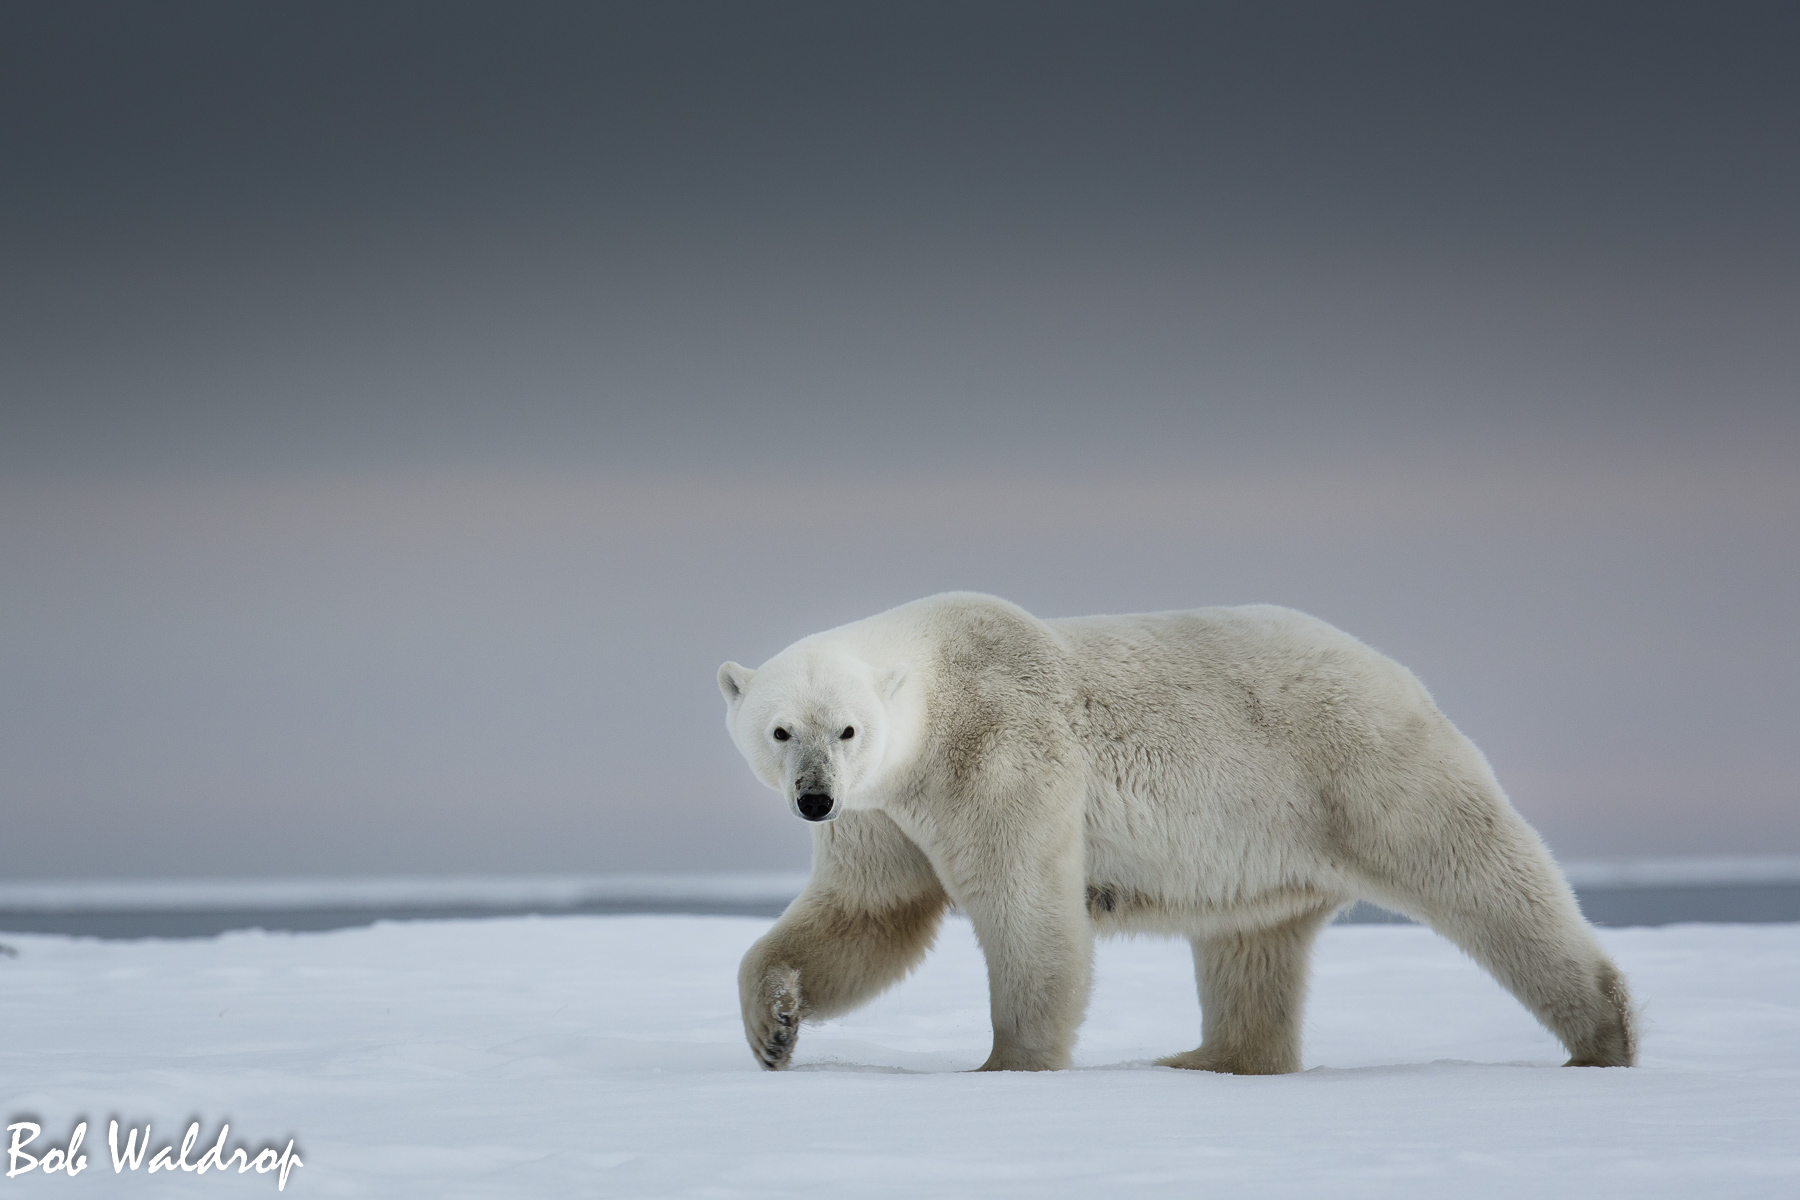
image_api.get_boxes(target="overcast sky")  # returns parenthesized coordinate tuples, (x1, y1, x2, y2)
(2, 1, 1796, 879)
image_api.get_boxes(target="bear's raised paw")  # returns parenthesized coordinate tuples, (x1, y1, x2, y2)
(748, 966, 804, 1070)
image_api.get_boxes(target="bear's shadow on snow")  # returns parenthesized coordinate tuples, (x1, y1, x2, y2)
(790, 1061, 918, 1074)
(789, 1057, 1563, 1077)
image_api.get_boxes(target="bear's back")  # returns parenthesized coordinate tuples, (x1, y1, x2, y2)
(828, 594, 1439, 772)
(1048, 604, 1442, 770)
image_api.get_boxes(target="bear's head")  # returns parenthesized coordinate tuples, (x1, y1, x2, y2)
(717, 649, 909, 823)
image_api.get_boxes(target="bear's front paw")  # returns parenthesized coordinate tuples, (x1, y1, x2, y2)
(1156, 1044, 1300, 1075)
(747, 965, 804, 1070)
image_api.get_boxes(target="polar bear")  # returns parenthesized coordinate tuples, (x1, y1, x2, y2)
(718, 593, 1635, 1074)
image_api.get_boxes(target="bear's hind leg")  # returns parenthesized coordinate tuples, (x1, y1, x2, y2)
(1373, 868, 1635, 1067)
(1352, 777, 1637, 1067)
(1158, 903, 1336, 1076)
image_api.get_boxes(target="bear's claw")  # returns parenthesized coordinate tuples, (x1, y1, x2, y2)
(751, 966, 803, 1070)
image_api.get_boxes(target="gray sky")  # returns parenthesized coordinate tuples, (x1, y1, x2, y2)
(2, 1, 1796, 878)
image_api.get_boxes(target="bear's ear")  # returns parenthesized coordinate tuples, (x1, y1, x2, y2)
(718, 662, 754, 704)
(877, 665, 907, 701)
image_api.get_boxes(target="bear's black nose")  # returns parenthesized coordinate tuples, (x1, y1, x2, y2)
(796, 792, 835, 821)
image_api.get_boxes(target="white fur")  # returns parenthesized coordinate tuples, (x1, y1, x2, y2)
(722, 593, 1636, 1073)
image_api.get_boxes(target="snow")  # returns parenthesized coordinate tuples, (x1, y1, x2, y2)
(3, 915, 1797, 1198)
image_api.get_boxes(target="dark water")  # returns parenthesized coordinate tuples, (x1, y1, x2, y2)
(3, 886, 1797, 940)
(0, 898, 792, 940)
(1337, 884, 1800, 927)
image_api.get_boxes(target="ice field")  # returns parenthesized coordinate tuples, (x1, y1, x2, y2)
(3, 914, 1797, 1198)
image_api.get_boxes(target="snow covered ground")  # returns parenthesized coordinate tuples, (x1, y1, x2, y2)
(3, 915, 1796, 1198)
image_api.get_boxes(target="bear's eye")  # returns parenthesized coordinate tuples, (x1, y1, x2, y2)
(840, 726, 855, 739)
(772, 727, 790, 742)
